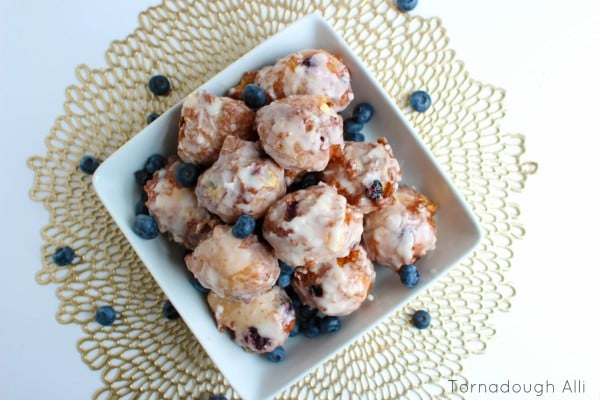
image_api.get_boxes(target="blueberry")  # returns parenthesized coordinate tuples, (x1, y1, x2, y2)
(253, 217, 264, 236)
(146, 113, 160, 124)
(277, 273, 292, 288)
(396, 0, 418, 11)
(95, 305, 117, 326)
(366, 180, 383, 202)
(148, 75, 171, 96)
(411, 309, 431, 329)
(343, 118, 363, 134)
(135, 198, 148, 216)
(232, 215, 255, 239)
(399, 264, 420, 287)
(289, 323, 300, 337)
(209, 395, 228, 400)
(264, 346, 286, 362)
(135, 191, 149, 215)
(191, 277, 209, 293)
(299, 172, 320, 189)
(309, 285, 323, 297)
(132, 214, 159, 239)
(301, 56, 314, 67)
(134, 169, 153, 186)
(302, 319, 321, 338)
(352, 103, 375, 124)
(144, 154, 166, 174)
(52, 246, 75, 266)
(174, 163, 200, 187)
(162, 300, 180, 320)
(79, 155, 101, 174)
(285, 200, 299, 221)
(278, 260, 295, 276)
(285, 287, 302, 309)
(344, 131, 365, 142)
(299, 305, 317, 320)
(245, 326, 272, 351)
(319, 316, 341, 333)
(409, 90, 432, 112)
(242, 84, 266, 108)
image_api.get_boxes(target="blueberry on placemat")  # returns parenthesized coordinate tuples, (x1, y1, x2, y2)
(399, 264, 420, 287)
(232, 214, 256, 239)
(264, 346, 286, 362)
(132, 214, 159, 239)
(162, 300, 180, 320)
(52, 246, 75, 266)
(146, 113, 160, 124)
(344, 131, 365, 142)
(148, 75, 171, 96)
(242, 84, 266, 108)
(412, 309, 431, 329)
(144, 154, 166, 174)
(409, 90, 432, 112)
(95, 305, 117, 326)
(396, 0, 418, 12)
(352, 102, 375, 124)
(174, 162, 200, 187)
(79, 155, 101, 174)
(343, 118, 364, 134)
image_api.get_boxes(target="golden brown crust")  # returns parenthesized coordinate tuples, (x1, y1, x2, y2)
(185, 225, 279, 302)
(255, 95, 343, 172)
(321, 138, 402, 213)
(207, 287, 295, 353)
(144, 158, 219, 249)
(362, 186, 438, 271)
(177, 90, 256, 165)
(292, 246, 375, 316)
(253, 49, 353, 111)
(195, 137, 286, 223)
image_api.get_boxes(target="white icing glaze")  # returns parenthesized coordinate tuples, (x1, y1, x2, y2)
(177, 89, 255, 164)
(322, 138, 402, 214)
(362, 186, 437, 271)
(207, 287, 295, 353)
(256, 95, 343, 172)
(263, 183, 363, 266)
(185, 225, 279, 302)
(292, 245, 375, 316)
(196, 136, 286, 223)
(144, 159, 218, 249)
(255, 49, 354, 111)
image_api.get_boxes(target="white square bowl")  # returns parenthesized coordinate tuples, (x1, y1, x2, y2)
(93, 13, 481, 400)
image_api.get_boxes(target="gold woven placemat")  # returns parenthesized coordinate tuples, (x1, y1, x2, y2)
(28, 1, 537, 399)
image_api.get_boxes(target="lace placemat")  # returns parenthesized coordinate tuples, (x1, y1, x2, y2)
(28, 1, 537, 398)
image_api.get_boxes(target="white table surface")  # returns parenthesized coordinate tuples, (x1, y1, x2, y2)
(1, 1, 599, 399)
